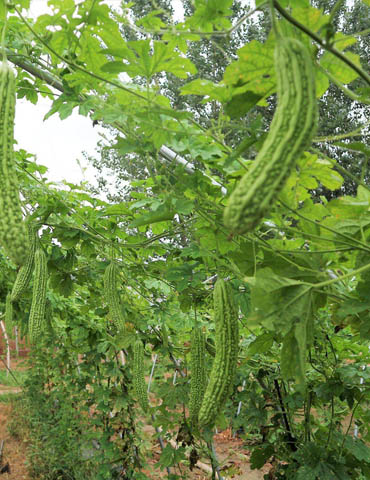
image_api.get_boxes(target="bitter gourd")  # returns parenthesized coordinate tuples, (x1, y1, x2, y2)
(224, 37, 318, 234)
(189, 326, 206, 426)
(5, 292, 13, 337)
(198, 279, 239, 428)
(133, 338, 149, 412)
(0, 61, 28, 265)
(28, 249, 47, 344)
(104, 262, 125, 332)
(205, 337, 216, 358)
(10, 222, 37, 302)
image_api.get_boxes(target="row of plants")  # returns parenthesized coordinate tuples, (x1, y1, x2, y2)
(0, 0, 369, 478)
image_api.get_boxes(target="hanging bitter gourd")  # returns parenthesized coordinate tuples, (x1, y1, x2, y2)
(0, 61, 28, 265)
(133, 338, 149, 412)
(198, 279, 239, 428)
(5, 292, 13, 337)
(10, 222, 37, 302)
(205, 337, 216, 358)
(223, 37, 318, 234)
(189, 326, 206, 426)
(104, 262, 125, 332)
(28, 249, 48, 344)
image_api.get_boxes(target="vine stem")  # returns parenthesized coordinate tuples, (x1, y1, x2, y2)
(313, 120, 370, 142)
(317, 63, 370, 105)
(312, 260, 370, 289)
(1, 0, 8, 62)
(339, 394, 364, 455)
(269, 0, 280, 38)
(279, 200, 370, 252)
(273, 0, 370, 85)
(310, 147, 370, 194)
(146, 354, 172, 476)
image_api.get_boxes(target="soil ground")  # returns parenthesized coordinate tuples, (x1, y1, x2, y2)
(141, 424, 269, 479)
(0, 400, 30, 479)
(0, 397, 269, 479)
(0, 358, 269, 479)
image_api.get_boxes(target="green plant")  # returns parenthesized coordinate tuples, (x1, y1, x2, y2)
(0, 368, 26, 386)
(4, 292, 12, 336)
(198, 279, 239, 428)
(0, 61, 28, 265)
(133, 338, 149, 413)
(189, 326, 206, 427)
(104, 261, 125, 332)
(223, 36, 318, 234)
(28, 249, 47, 344)
(205, 337, 216, 358)
(11, 222, 37, 302)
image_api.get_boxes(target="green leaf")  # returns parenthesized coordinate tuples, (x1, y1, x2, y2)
(100, 61, 127, 73)
(292, 6, 328, 33)
(246, 269, 310, 331)
(327, 191, 369, 219)
(320, 51, 361, 84)
(281, 318, 308, 385)
(225, 90, 263, 118)
(186, 0, 233, 32)
(296, 465, 317, 480)
(129, 210, 175, 228)
(180, 78, 230, 103)
(247, 333, 274, 355)
(50, 272, 74, 297)
(172, 198, 194, 215)
(224, 36, 275, 99)
(250, 444, 274, 469)
(0, 2, 6, 21)
(105, 40, 197, 79)
(99, 203, 131, 217)
(157, 444, 186, 469)
(334, 141, 370, 157)
(344, 437, 370, 462)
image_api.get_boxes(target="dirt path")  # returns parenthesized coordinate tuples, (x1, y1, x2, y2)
(142, 424, 270, 479)
(0, 397, 30, 479)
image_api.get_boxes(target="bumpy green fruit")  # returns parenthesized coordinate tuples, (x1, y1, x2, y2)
(28, 249, 48, 344)
(11, 223, 37, 302)
(133, 338, 149, 412)
(104, 262, 125, 332)
(5, 292, 13, 337)
(223, 37, 318, 234)
(198, 279, 239, 428)
(189, 326, 206, 426)
(205, 337, 216, 358)
(0, 61, 28, 265)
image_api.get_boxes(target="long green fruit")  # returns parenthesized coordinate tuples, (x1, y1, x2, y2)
(5, 292, 13, 337)
(11, 223, 37, 302)
(28, 249, 48, 344)
(133, 338, 149, 412)
(198, 279, 239, 428)
(0, 61, 28, 265)
(223, 37, 318, 234)
(104, 262, 125, 332)
(189, 326, 206, 426)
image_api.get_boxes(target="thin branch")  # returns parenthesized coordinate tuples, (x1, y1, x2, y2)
(313, 120, 370, 142)
(273, 0, 370, 85)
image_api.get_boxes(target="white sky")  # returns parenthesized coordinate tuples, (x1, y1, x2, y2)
(15, 96, 101, 185)
(14, 0, 256, 185)
(14, 0, 102, 185)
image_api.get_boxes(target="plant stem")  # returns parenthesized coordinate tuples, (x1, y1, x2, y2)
(273, 0, 370, 85)
(313, 261, 370, 289)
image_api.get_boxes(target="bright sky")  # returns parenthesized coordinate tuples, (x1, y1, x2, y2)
(14, 0, 106, 185)
(15, 96, 101, 185)
(13, 0, 256, 185)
